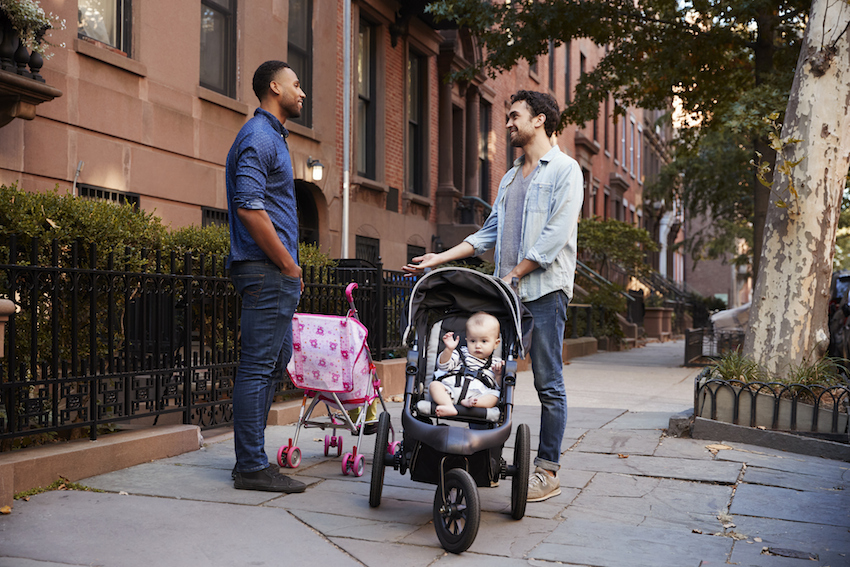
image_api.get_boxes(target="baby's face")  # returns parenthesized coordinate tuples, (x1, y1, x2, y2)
(465, 328, 500, 359)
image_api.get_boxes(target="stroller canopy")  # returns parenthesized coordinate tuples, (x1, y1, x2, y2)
(402, 267, 533, 359)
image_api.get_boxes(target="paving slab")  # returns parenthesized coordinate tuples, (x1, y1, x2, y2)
(78, 461, 316, 505)
(652, 437, 718, 460)
(574, 429, 661, 456)
(732, 515, 850, 558)
(743, 465, 850, 492)
(569, 473, 732, 533)
(531, 513, 733, 567)
(328, 538, 445, 567)
(290, 509, 423, 543)
(715, 444, 850, 480)
(560, 450, 743, 484)
(730, 483, 850, 527)
(0, 490, 359, 567)
(602, 411, 674, 430)
(564, 407, 627, 429)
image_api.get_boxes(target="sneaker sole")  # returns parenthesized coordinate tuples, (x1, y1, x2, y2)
(527, 487, 561, 502)
(233, 482, 306, 493)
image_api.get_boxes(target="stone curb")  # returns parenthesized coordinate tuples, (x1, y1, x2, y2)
(688, 416, 850, 462)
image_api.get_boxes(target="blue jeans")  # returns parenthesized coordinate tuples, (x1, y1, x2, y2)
(230, 260, 302, 473)
(526, 290, 568, 472)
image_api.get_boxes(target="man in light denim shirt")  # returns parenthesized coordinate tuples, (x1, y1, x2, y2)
(404, 91, 583, 502)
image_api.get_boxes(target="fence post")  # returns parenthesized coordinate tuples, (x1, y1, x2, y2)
(0, 298, 13, 358)
(183, 252, 193, 425)
(376, 258, 385, 360)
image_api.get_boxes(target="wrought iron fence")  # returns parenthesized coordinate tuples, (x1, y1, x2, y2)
(684, 327, 746, 366)
(694, 369, 850, 443)
(0, 237, 413, 447)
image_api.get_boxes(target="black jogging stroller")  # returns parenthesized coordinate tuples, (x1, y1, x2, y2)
(368, 267, 534, 553)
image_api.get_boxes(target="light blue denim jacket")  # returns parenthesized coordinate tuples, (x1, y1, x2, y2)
(464, 145, 584, 302)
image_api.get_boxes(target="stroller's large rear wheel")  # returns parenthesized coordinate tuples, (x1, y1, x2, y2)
(369, 411, 390, 507)
(433, 468, 480, 554)
(511, 423, 530, 520)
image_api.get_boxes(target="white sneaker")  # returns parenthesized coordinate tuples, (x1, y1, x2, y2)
(527, 466, 561, 502)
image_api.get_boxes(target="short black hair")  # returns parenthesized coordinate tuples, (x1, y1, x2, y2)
(252, 61, 291, 102)
(510, 91, 561, 137)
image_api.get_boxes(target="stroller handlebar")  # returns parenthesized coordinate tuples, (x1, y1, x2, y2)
(345, 282, 358, 304)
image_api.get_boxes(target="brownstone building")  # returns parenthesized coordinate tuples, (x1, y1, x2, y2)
(1, 0, 675, 280)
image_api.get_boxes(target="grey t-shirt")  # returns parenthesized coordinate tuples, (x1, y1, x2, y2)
(498, 164, 538, 279)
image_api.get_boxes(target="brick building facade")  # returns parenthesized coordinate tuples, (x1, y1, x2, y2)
(0, 0, 679, 283)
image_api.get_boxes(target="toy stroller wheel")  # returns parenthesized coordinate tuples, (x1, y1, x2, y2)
(324, 435, 331, 456)
(353, 453, 365, 477)
(341, 452, 352, 475)
(336, 436, 343, 457)
(433, 469, 480, 554)
(287, 446, 302, 469)
(277, 445, 289, 468)
(369, 412, 390, 507)
(511, 423, 531, 520)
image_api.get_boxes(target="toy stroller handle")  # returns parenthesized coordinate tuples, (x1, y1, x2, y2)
(345, 282, 358, 303)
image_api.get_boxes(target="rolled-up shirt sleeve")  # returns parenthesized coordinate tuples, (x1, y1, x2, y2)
(464, 204, 499, 256)
(524, 160, 583, 270)
(232, 133, 275, 210)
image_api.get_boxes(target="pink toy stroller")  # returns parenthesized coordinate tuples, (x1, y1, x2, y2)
(276, 283, 398, 477)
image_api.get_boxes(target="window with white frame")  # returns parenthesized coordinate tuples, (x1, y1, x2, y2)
(629, 116, 636, 176)
(356, 19, 377, 179)
(78, 0, 132, 54)
(200, 0, 237, 97)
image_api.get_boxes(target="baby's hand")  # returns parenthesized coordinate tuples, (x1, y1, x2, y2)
(442, 331, 460, 350)
(492, 360, 504, 375)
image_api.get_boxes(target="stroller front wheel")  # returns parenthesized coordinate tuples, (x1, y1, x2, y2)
(433, 468, 480, 554)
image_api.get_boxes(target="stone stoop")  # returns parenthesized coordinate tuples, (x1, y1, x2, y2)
(0, 424, 202, 509)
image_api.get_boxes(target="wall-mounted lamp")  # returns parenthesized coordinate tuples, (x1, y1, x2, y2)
(307, 156, 324, 182)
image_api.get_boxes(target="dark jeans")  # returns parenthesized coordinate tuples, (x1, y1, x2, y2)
(526, 290, 568, 472)
(230, 260, 301, 473)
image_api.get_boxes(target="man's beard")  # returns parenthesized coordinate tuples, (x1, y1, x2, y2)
(510, 128, 531, 147)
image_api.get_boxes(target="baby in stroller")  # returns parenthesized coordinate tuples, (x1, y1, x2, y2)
(431, 311, 503, 417)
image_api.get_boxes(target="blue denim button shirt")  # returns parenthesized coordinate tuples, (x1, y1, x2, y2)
(464, 145, 584, 302)
(226, 108, 299, 269)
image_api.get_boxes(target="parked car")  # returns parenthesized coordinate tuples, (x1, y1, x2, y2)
(828, 270, 850, 360)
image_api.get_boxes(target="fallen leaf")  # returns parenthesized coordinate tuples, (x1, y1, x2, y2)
(119, 491, 129, 496)
(692, 529, 703, 534)
(617, 453, 629, 459)
(57, 484, 66, 491)
(706, 444, 733, 455)
(0, 506, 11, 514)
(754, 537, 762, 543)
(756, 426, 766, 430)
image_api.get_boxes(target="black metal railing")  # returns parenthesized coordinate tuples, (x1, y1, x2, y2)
(0, 237, 414, 446)
(684, 327, 746, 366)
(694, 368, 850, 443)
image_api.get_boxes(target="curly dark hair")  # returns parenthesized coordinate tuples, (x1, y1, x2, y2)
(252, 60, 291, 102)
(510, 91, 561, 138)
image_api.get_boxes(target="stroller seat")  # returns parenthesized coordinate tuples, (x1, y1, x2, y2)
(413, 317, 503, 423)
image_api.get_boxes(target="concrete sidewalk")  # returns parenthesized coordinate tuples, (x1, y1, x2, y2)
(1, 341, 849, 567)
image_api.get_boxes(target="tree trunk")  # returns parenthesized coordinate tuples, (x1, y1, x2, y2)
(750, 8, 779, 287)
(745, 0, 850, 376)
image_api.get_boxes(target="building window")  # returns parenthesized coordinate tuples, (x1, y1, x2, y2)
(604, 96, 610, 152)
(629, 116, 636, 175)
(548, 39, 556, 91)
(200, 0, 236, 97)
(479, 102, 491, 201)
(407, 51, 425, 195)
(356, 20, 377, 179)
(79, 184, 139, 209)
(407, 245, 425, 264)
(202, 207, 228, 227)
(564, 42, 571, 104)
(78, 0, 132, 55)
(355, 235, 379, 266)
(621, 115, 627, 170)
(288, 0, 313, 127)
(636, 125, 643, 182)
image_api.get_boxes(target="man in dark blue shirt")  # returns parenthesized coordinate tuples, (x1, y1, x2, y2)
(227, 61, 306, 493)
